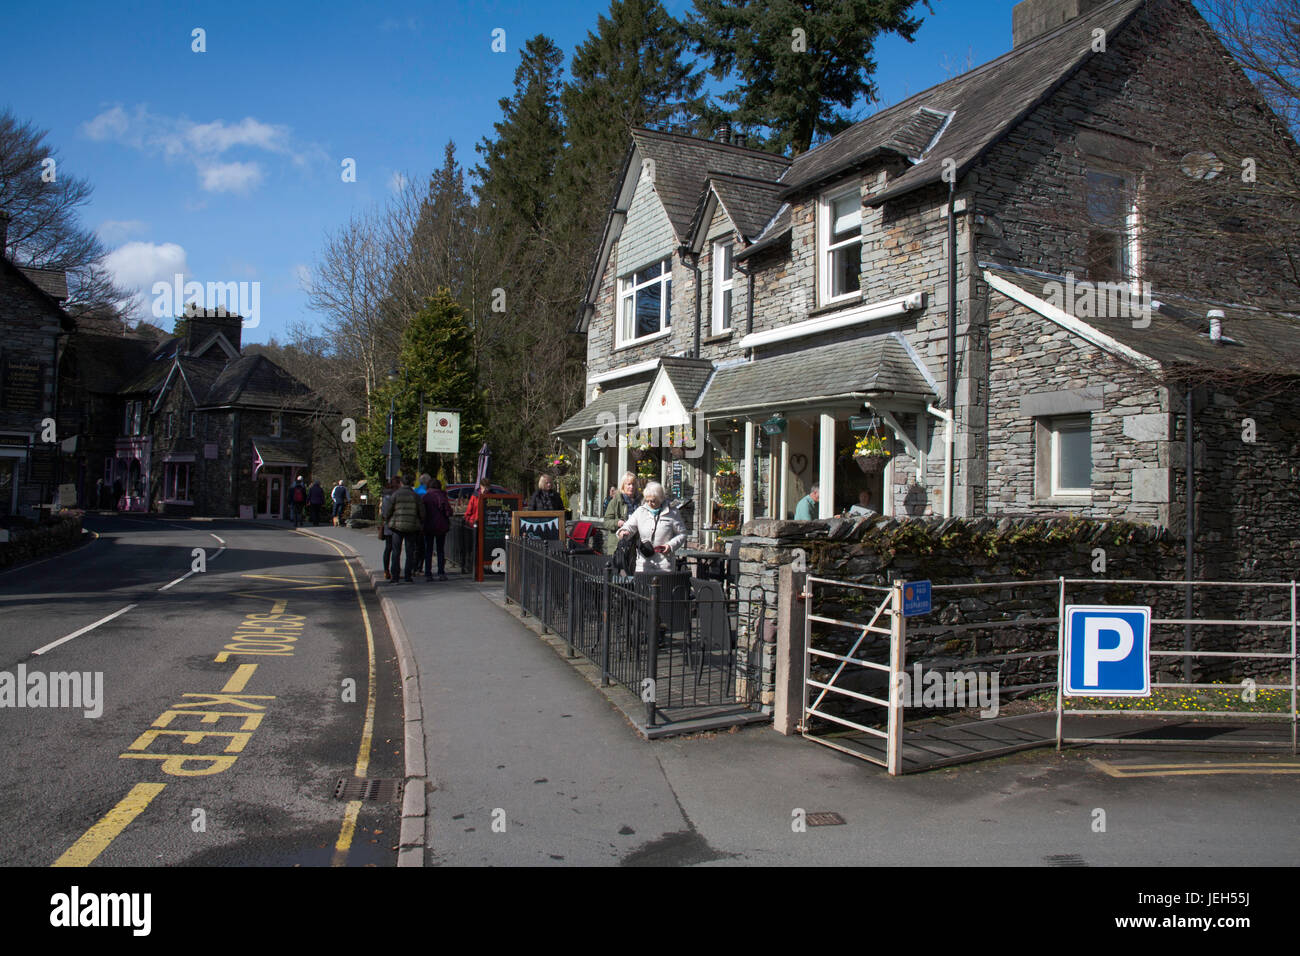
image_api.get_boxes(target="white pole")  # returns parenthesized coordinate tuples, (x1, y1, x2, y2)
(888, 580, 906, 776)
(743, 419, 755, 526)
(819, 413, 836, 519)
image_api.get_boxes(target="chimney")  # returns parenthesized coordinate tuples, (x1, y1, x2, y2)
(0, 210, 9, 258)
(1012, 0, 1110, 48)
(713, 123, 731, 145)
(179, 302, 244, 355)
(1207, 309, 1224, 344)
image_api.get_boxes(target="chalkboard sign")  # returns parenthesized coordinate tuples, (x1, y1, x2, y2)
(3, 357, 44, 413)
(511, 510, 567, 543)
(476, 494, 520, 581)
(670, 459, 683, 500)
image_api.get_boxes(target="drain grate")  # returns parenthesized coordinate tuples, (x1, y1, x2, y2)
(806, 811, 846, 827)
(333, 777, 403, 802)
(1043, 853, 1087, 867)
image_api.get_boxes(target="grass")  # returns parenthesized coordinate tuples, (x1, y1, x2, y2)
(1031, 680, 1295, 715)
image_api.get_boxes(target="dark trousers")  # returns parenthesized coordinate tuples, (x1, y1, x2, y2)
(309, 503, 322, 525)
(389, 530, 417, 580)
(422, 532, 446, 576)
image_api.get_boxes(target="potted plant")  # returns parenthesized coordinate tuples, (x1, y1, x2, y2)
(714, 455, 741, 492)
(850, 432, 892, 474)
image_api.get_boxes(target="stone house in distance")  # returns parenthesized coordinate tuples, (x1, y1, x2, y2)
(555, 0, 1300, 580)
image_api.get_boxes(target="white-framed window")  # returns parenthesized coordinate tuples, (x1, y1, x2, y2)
(818, 185, 862, 305)
(188, 411, 197, 438)
(711, 240, 734, 334)
(164, 412, 174, 439)
(1086, 168, 1139, 282)
(270, 413, 282, 437)
(163, 462, 191, 502)
(124, 400, 144, 436)
(618, 259, 672, 345)
(1047, 415, 1092, 497)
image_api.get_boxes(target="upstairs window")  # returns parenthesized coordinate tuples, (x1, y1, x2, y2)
(270, 413, 283, 437)
(1086, 169, 1139, 282)
(618, 259, 672, 345)
(819, 186, 862, 305)
(124, 400, 144, 436)
(164, 412, 174, 439)
(188, 411, 197, 438)
(712, 241, 734, 335)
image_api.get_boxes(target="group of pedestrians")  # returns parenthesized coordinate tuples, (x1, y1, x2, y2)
(287, 477, 349, 528)
(379, 473, 453, 583)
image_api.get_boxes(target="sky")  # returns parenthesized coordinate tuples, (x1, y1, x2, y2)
(1, 0, 1033, 344)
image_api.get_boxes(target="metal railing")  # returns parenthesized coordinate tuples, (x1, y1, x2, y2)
(506, 536, 763, 727)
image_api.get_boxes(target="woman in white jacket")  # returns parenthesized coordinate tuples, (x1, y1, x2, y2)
(617, 481, 687, 572)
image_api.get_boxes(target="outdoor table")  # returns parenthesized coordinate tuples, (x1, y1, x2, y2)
(675, 547, 733, 580)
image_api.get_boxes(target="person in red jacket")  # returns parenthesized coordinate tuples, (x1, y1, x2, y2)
(464, 477, 491, 527)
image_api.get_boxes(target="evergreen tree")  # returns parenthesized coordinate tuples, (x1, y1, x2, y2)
(686, 0, 929, 154)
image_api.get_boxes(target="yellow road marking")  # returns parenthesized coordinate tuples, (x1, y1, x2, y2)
(221, 664, 258, 693)
(297, 532, 379, 866)
(52, 783, 167, 867)
(1090, 758, 1300, 778)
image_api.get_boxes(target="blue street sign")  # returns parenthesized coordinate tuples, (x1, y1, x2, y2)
(1064, 605, 1151, 697)
(902, 580, 931, 617)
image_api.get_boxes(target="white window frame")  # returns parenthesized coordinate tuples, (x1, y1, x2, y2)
(164, 412, 174, 439)
(270, 413, 282, 437)
(1085, 167, 1140, 282)
(1049, 415, 1092, 498)
(617, 258, 672, 347)
(188, 411, 197, 438)
(818, 184, 862, 306)
(163, 461, 192, 503)
(711, 240, 734, 335)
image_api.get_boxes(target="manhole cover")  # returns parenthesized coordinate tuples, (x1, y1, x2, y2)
(1043, 853, 1087, 867)
(806, 812, 846, 827)
(333, 777, 403, 802)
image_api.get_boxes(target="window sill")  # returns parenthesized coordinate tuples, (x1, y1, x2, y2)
(614, 329, 672, 352)
(702, 330, 733, 344)
(1037, 494, 1093, 505)
(809, 294, 863, 318)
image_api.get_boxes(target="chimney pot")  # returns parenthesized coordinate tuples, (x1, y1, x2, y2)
(1207, 309, 1224, 343)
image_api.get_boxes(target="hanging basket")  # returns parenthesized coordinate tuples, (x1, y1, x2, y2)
(854, 454, 889, 474)
(669, 445, 686, 460)
(551, 461, 572, 477)
(715, 473, 741, 492)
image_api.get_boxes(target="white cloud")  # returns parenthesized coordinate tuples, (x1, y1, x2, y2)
(96, 219, 148, 245)
(102, 241, 189, 290)
(82, 105, 307, 193)
(292, 263, 311, 290)
(198, 161, 263, 194)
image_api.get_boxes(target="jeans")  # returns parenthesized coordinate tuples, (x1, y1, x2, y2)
(422, 532, 446, 576)
(389, 530, 417, 580)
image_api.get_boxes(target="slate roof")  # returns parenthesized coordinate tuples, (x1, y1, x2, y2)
(704, 173, 786, 242)
(778, 0, 1145, 203)
(697, 334, 936, 415)
(659, 357, 714, 410)
(204, 354, 317, 411)
(252, 436, 309, 467)
(1, 258, 75, 330)
(16, 266, 68, 301)
(632, 129, 790, 240)
(984, 266, 1300, 379)
(552, 382, 648, 436)
(734, 203, 793, 261)
(70, 333, 157, 394)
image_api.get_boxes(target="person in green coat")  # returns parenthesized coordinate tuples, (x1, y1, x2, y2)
(603, 471, 640, 535)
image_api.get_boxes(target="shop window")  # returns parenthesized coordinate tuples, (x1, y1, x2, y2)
(163, 462, 191, 502)
(618, 259, 672, 345)
(712, 241, 733, 334)
(819, 185, 861, 304)
(1086, 169, 1139, 282)
(1037, 415, 1092, 498)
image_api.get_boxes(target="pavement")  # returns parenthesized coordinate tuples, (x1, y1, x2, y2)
(299, 521, 1300, 868)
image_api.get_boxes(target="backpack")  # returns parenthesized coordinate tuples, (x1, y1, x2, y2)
(292, 485, 306, 504)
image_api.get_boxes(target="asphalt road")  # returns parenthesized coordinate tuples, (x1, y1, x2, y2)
(0, 514, 403, 867)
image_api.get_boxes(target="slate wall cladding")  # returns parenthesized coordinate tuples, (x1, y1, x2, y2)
(586, 239, 693, 378)
(0, 269, 63, 515)
(968, 0, 1300, 309)
(985, 296, 1166, 523)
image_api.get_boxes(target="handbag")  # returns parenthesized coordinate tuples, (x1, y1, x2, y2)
(613, 532, 638, 575)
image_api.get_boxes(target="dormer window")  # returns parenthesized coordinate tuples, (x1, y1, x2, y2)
(712, 241, 734, 335)
(617, 259, 672, 346)
(818, 186, 861, 305)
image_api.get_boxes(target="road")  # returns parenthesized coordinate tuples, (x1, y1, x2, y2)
(0, 515, 403, 867)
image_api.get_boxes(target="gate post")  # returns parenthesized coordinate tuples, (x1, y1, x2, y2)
(887, 580, 906, 776)
(600, 564, 612, 687)
(1056, 576, 1065, 752)
(774, 564, 807, 735)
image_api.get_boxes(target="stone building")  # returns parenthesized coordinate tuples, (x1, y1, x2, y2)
(555, 0, 1300, 578)
(0, 212, 76, 518)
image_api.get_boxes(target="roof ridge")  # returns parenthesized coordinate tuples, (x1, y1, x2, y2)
(633, 127, 792, 165)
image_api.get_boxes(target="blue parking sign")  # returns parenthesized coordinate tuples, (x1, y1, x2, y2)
(1064, 605, 1151, 697)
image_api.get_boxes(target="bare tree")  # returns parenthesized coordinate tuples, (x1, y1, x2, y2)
(0, 108, 130, 312)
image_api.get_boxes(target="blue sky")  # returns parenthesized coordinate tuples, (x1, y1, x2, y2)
(1, 0, 1029, 344)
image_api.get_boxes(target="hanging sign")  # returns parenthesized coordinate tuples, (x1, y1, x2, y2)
(426, 410, 460, 453)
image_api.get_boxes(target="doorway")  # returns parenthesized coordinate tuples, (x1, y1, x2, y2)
(257, 469, 286, 519)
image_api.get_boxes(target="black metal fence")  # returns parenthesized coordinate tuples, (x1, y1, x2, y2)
(447, 515, 477, 574)
(505, 536, 765, 727)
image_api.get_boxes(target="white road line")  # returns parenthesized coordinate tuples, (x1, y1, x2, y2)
(159, 572, 194, 592)
(210, 533, 225, 545)
(32, 604, 138, 656)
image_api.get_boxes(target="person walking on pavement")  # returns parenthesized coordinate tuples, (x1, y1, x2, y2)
(617, 481, 686, 573)
(382, 474, 425, 583)
(527, 473, 566, 514)
(379, 477, 397, 580)
(307, 479, 325, 526)
(289, 476, 307, 527)
(331, 479, 348, 526)
(419, 474, 453, 581)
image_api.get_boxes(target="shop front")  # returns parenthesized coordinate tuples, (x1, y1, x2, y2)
(251, 438, 307, 520)
(113, 436, 151, 512)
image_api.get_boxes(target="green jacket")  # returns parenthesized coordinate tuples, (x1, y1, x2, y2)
(383, 487, 426, 534)
(603, 493, 639, 533)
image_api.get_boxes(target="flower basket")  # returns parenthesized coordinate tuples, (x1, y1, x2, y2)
(549, 454, 573, 477)
(854, 453, 889, 474)
(715, 473, 741, 492)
